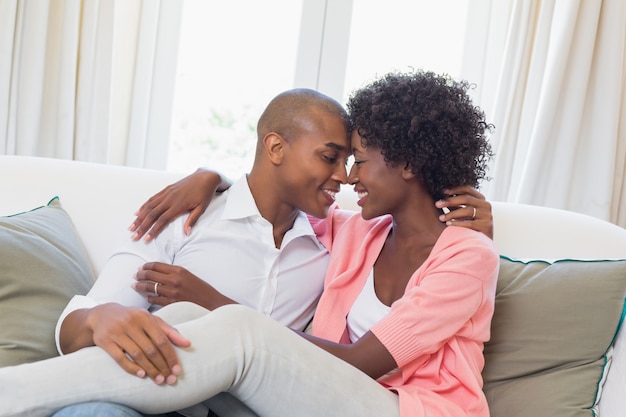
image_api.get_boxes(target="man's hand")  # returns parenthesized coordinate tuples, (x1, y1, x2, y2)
(133, 262, 236, 311)
(87, 303, 190, 384)
(129, 168, 231, 242)
(435, 185, 493, 239)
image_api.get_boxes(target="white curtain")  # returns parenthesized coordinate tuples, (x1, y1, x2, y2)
(0, 0, 183, 168)
(462, 0, 626, 226)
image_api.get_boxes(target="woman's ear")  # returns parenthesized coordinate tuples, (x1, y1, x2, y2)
(263, 132, 285, 165)
(401, 162, 416, 180)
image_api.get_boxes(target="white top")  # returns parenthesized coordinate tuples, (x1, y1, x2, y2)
(55, 176, 330, 352)
(347, 269, 390, 342)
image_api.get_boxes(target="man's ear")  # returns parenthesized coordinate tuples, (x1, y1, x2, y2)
(401, 162, 416, 180)
(263, 132, 285, 165)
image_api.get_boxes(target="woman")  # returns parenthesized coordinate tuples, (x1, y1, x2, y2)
(308, 70, 497, 416)
(1, 70, 498, 417)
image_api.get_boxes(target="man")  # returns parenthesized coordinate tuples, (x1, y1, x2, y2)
(51, 88, 491, 417)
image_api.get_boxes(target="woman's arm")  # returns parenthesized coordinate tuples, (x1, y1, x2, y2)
(369, 233, 499, 365)
(299, 331, 397, 379)
(129, 168, 232, 242)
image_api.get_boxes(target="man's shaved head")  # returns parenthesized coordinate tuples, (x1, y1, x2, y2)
(247, 88, 352, 220)
(256, 88, 350, 147)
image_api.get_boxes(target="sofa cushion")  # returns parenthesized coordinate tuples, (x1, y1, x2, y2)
(0, 197, 95, 367)
(483, 256, 626, 417)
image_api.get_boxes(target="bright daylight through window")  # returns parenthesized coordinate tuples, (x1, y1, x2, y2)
(166, 0, 469, 178)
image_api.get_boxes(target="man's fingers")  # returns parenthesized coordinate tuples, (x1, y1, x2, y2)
(435, 187, 494, 239)
(443, 185, 486, 200)
(156, 318, 190, 380)
(101, 340, 149, 380)
(122, 326, 177, 384)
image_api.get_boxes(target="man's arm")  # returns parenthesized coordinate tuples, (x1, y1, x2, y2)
(56, 227, 191, 384)
(436, 185, 493, 239)
(59, 303, 189, 385)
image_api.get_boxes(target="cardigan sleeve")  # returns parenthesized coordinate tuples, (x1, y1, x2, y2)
(370, 227, 499, 368)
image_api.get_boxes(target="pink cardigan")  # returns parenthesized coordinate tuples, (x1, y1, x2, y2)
(310, 206, 499, 417)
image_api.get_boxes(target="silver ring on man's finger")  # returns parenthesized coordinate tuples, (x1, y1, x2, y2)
(154, 281, 160, 296)
(471, 207, 477, 220)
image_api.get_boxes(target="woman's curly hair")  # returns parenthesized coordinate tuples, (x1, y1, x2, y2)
(347, 70, 494, 201)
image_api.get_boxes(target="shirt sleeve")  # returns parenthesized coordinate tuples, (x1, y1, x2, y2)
(54, 217, 185, 354)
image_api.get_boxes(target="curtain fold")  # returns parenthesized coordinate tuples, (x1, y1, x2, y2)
(0, 0, 16, 151)
(74, 0, 116, 162)
(0, 0, 183, 169)
(126, 0, 183, 168)
(0, 0, 79, 157)
(462, 0, 626, 226)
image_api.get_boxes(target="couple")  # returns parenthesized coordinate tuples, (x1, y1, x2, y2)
(1, 70, 498, 417)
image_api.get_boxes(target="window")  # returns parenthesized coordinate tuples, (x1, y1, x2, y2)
(166, 0, 469, 177)
(166, 0, 304, 178)
(342, 0, 469, 102)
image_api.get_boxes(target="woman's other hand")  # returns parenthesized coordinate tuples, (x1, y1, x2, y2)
(129, 168, 231, 242)
(133, 262, 236, 311)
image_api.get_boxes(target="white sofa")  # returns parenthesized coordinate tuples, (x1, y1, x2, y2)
(1, 155, 625, 417)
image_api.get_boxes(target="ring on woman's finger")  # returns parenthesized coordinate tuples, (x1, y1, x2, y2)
(471, 207, 477, 220)
(154, 281, 160, 296)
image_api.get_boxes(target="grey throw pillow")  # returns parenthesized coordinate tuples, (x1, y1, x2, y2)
(0, 197, 95, 367)
(483, 256, 626, 417)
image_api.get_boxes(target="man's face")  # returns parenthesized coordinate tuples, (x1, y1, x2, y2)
(278, 112, 351, 219)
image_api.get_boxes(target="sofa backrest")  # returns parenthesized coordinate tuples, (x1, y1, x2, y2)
(4, 155, 626, 272)
(0, 155, 185, 274)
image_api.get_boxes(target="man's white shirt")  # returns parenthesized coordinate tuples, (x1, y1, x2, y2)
(55, 176, 329, 353)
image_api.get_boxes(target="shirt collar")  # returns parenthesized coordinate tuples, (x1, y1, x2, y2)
(221, 175, 260, 220)
(283, 211, 324, 250)
(221, 175, 323, 249)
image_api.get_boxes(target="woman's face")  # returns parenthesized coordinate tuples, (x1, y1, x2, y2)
(348, 130, 406, 220)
